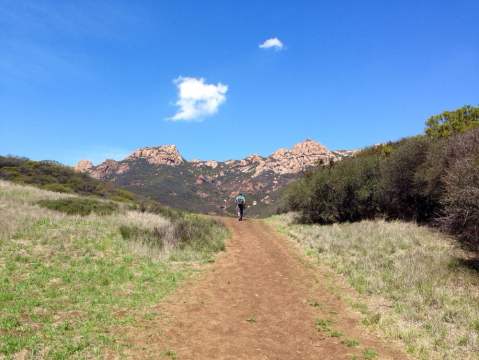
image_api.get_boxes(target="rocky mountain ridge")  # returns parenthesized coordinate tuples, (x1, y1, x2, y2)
(75, 140, 355, 216)
(77, 140, 350, 179)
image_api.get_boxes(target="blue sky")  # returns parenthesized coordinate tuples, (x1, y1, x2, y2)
(1, 0, 478, 165)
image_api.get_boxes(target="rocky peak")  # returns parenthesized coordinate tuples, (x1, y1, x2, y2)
(271, 148, 289, 160)
(291, 139, 328, 156)
(245, 154, 265, 163)
(252, 139, 332, 176)
(74, 160, 94, 173)
(93, 159, 130, 179)
(127, 145, 184, 166)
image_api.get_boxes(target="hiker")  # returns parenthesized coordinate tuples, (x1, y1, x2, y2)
(235, 193, 246, 221)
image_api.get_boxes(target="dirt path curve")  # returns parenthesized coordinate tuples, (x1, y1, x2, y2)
(123, 219, 408, 359)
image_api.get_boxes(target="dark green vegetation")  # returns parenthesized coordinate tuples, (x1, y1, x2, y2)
(38, 198, 119, 216)
(0, 156, 135, 202)
(285, 105, 479, 250)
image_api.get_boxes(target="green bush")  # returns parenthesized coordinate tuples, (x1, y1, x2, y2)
(40, 183, 73, 193)
(121, 200, 227, 254)
(37, 198, 118, 216)
(289, 155, 382, 224)
(119, 215, 226, 254)
(119, 225, 167, 249)
(284, 106, 479, 250)
(379, 136, 434, 221)
(173, 215, 226, 252)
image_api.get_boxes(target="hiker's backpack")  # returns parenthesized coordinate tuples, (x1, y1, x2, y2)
(236, 195, 245, 205)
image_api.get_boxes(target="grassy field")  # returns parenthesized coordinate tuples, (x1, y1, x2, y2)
(270, 213, 479, 359)
(0, 180, 228, 359)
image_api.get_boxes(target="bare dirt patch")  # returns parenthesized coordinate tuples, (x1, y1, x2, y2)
(119, 219, 408, 359)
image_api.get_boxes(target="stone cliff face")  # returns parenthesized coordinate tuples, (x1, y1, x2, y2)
(190, 139, 339, 177)
(255, 139, 332, 176)
(75, 145, 183, 179)
(126, 145, 184, 166)
(74, 140, 355, 215)
(74, 160, 94, 173)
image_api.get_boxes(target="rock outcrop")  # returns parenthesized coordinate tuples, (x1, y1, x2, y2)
(195, 139, 335, 177)
(127, 145, 184, 166)
(88, 160, 129, 179)
(75, 145, 183, 178)
(253, 139, 332, 176)
(74, 160, 94, 173)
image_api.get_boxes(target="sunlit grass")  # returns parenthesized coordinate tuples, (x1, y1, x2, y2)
(270, 213, 479, 359)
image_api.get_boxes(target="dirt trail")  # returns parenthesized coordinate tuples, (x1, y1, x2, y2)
(121, 219, 407, 359)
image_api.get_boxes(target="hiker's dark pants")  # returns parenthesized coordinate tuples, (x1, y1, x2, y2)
(238, 204, 244, 220)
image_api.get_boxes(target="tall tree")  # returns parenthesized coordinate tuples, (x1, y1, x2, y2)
(425, 105, 479, 138)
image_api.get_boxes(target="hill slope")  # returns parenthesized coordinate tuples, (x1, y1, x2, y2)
(0, 155, 135, 202)
(0, 180, 227, 358)
(76, 140, 354, 216)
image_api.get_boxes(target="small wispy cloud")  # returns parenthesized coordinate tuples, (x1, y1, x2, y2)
(259, 37, 284, 51)
(169, 76, 228, 122)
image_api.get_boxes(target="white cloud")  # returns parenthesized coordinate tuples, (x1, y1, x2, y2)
(259, 37, 284, 50)
(169, 76, 228, 121)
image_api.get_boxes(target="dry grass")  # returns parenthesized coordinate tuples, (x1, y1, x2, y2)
(0, 180, 227, 358)
(270, 213, 479, 359)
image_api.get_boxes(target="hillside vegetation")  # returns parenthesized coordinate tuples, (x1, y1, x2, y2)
(0, 180, 227, 358)
(270, 214, 479, 359)
(285, 105, 479, 250)
(0, 156, 136, 202)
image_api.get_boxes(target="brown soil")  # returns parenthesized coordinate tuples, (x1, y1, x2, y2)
(118, 219, 408, 359)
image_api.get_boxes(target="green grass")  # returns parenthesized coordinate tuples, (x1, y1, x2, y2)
(161, 350, 177, 359)
(0, 180, 228, 358)
(315, 318, 332, 331)
(363, 348, 378, 359)
(37, 197, 119, 216)
(270, 213, 479, 359)
(341, 338, 360, 347)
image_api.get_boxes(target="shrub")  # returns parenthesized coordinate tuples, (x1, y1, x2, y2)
(438, 128, 479, 250)
(41, 183, 73, 193)
(288, 155, 382, 224)
(379, 136, 434, 221)
(137, 201, 185, 221)
(173, 215, 225, 252)
(37, 198, 118, 216)
(119, 225, 167, 249)
(119, 215, 226, 255)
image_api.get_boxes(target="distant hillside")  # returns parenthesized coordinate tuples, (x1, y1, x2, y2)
(75, 140, 355, 216)
(0, 155, 135, 202)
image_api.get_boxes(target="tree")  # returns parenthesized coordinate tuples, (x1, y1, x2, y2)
(425, 105, 479, 138)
